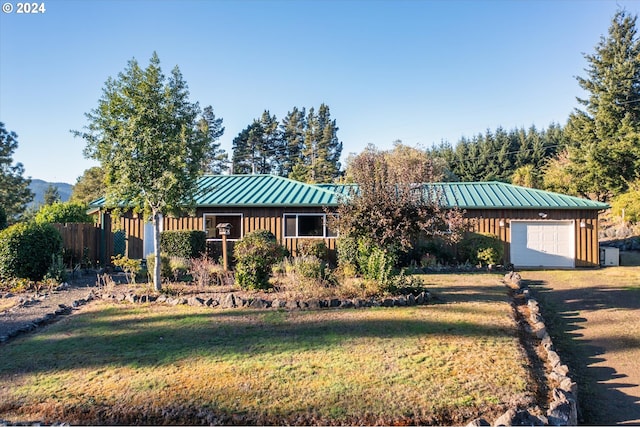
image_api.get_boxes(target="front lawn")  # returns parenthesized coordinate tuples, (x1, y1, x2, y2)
(0, 273, 535, 425)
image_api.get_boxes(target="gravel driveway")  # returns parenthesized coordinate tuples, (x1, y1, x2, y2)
(523, 268, 640, 425)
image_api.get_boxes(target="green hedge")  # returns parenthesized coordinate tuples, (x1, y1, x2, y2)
(0, 222, 63, 281)
(160, 230, 206, 259)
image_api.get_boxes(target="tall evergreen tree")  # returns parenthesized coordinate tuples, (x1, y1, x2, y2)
(199, 106, 228, 174)
(231, 111, 279, 174)
(564, 9, 640, 201)
(290, 104, 342, 183)
(43, 184, 61, 205)
(278, 107, 306, 177)
(0, 123, 33, 223)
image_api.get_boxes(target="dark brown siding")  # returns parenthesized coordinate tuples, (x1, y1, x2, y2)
(464, 209, 601, 267)
(95, 207, 601, 268)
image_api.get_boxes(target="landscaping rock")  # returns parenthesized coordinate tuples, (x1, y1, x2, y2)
(329, 298, 341, 308)
(382, 298, 394, 307)
(466, 418, 490, 426)
(547, 388, 578, 426)
(285, 300, 300, 310)
(305, 299, 321, 310)
(221, 293, 236, 308)
(249, 298, 271, 309)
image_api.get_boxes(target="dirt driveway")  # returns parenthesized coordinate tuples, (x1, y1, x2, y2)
(522, 267, 640, 425)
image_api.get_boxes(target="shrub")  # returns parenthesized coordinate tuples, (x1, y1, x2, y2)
(112, 255, 142, 284)
(160, 230, 206, 259)
(190, 256, 226, 287)
(611, 183, 640, 223)
(146, 253, 172, 281)
(296, 240, 328, 260)
(34, 201, 93, 224)
(0, 222, 63, 281)
(45, 253, 67, 283)
(169, 256, 190, 281)
(459, 233, 504, 266)
(234, 229, 288, 290)
(337, 236, 360, 272)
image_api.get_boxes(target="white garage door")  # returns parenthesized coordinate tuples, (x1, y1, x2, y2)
(511, 220, 575, 268)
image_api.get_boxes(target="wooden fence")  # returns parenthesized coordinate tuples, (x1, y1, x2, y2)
(52, 223, 100, 268)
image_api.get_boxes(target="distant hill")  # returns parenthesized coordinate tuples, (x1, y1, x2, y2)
(28, 179, 73, 206)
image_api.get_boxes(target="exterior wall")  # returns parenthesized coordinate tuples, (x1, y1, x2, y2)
(97, 207, 601, 268)
(463, 209, 601, 267)
(194, 207, 338, 262)
(99, 207, 338, 263)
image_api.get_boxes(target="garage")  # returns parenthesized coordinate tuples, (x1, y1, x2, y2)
(510, 220, 575, 268)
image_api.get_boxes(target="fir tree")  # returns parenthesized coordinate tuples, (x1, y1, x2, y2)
(564, 9, 640, 201)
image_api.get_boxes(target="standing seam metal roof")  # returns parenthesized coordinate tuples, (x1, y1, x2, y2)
(89, 177, 609, 210)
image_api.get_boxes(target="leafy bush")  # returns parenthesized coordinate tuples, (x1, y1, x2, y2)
(282, 256, 326, 279)
(169, 256, 190, 281)
(45, 254, 67, 283)
(296, 240, 328, 260)
(160, 230, 206, 259)
(611, 183, 640, 223)
(359, 242, 397, 285)
(34, 201, 93, 224)
(112, 255, 142, 284)
(234, 229, 288, 290)
(0, 222, 63, 281)
(337, 236, 360, 272)
(146, 253, 172, 281)
(459, 233, 504, 266)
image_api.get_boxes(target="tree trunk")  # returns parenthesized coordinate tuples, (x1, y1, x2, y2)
(152, 210, 162, 291)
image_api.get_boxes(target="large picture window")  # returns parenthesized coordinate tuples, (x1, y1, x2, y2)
(204, 214, 242, 240)
(283, 214, 336, 238)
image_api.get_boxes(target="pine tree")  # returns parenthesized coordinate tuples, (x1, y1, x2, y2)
(564, 10, 640, 201)
(278, 107, 306, 177)
(199, 106, 228, 174)
(0, 123, 33, 223)
(43, 184, 61, 205)
(290, 104, 342, 183)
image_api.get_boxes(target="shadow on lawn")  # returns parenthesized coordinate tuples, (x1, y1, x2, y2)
(0, 303, 515, 377)
(526, 279, 640, 425)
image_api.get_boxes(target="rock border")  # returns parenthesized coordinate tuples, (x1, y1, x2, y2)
(0, 287, 96, 344)
(94, 289, 433, 310)
(466, 273, 578, 426)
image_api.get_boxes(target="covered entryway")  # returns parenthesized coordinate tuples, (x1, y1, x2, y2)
(510, 220, 575, 268)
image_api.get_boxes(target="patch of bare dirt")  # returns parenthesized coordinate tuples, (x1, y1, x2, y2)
(0, 273, 98, 343)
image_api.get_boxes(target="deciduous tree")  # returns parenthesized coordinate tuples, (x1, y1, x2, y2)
(71, 167, 106, 205)
(73, 53, 218, 290)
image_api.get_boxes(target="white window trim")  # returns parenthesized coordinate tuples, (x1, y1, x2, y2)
(283, 213, 337, 239)
(203, 213, 244, 241)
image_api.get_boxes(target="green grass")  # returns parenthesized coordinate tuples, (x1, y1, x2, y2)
(0, 273, 534, 425)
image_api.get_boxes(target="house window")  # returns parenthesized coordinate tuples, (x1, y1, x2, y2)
(204, 214, 242, 240)
(283, 214, 336, 238)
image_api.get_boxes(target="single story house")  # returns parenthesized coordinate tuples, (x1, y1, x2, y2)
(89, 174, 609, 268)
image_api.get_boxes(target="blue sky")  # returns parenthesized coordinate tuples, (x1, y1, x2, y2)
(1, 0, 638, 184)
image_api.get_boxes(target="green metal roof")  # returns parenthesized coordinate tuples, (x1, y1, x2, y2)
(90, 176, 609, 210)
(89, 174, 341, 208)
(321, 181, 609, 210)
(432, 181, 609, 209)
(194, 175, 340, 207)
